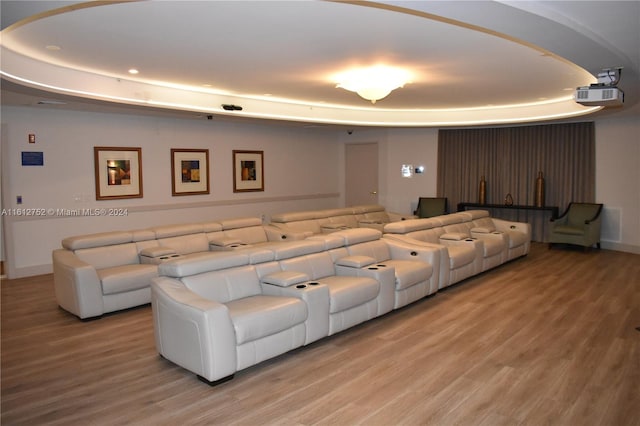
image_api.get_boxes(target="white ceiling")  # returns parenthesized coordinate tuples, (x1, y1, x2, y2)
(1, 1, 638, 127)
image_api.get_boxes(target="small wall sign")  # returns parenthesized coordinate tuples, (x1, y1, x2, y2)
(21, 151, 44, 166)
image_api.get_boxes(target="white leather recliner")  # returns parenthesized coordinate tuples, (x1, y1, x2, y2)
(329, 228, 439, 309)
(152, 251, 309, 385)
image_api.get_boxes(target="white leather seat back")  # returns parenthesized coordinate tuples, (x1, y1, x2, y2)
(223, 226, 268, 244)
(471, 217, 497, 232)
(181, 265, 262, 303)
(279, 252, 336, 280)
(75, 243, 139, 269)
(405, 228, 442, 244)
(157, 233, 210, 255)
(345, 240, 391, 263)
(442, 223, 472, 236)
(62, 231, 132, 250)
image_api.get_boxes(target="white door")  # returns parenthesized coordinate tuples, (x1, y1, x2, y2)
(345, 142, 378, 206)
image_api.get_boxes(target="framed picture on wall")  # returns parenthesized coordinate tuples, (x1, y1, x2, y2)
(171, 149, 210, 196)
(233, 150, 264, 192)
(94, 147, 143, 200)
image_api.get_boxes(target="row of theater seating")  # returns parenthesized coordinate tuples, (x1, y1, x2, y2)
(52, 205, 406, 320)
(150, 209, 531, 384)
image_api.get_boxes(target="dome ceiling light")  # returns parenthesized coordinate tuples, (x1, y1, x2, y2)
(334, 65, 412, 104)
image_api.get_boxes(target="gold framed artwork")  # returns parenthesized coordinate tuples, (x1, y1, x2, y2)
(94, 147, 143, 200)
(171, 149, 210, 196)
(233, 150, 264, 192)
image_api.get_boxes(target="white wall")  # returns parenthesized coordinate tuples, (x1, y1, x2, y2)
(595, 115, 640, 253)
(383, 128, 440, 214)
(1, 107, 343, 277)
(1, 106, 638, 278)
(338, 127, 440, 215)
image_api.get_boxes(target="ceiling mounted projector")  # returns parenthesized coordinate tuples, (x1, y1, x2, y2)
(575, 86, 624, 107)
(575, 67, 624, 107)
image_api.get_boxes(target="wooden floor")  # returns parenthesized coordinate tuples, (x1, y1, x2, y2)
(2, 243, 639, 425)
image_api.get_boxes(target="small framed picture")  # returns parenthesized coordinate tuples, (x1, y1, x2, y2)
(94, 147, 143, 200)
(171, 149, 210, 196)
(233, 150, 264, 192)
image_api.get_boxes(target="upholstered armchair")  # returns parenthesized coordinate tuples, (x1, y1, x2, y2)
(548, 202, 603, 251)
(414, 197, 448, 218)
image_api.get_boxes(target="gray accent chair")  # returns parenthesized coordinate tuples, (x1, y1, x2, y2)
(414, 197, 448, 218)
(548, 202, 603, 251)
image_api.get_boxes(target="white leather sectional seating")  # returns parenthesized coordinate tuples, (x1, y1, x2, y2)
(151, 228, 439, 385)
(52, 206, 529, 326)
(51, 205, 530, 385)
(53, 217, 307, 319)
(383, 210, 531, 289)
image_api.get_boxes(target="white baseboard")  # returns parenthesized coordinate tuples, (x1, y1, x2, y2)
(601, 241, 640, 255)
(6, 263, 52, 280)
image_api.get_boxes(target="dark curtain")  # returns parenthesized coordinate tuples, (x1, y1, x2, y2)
(437, 122, 595, 241)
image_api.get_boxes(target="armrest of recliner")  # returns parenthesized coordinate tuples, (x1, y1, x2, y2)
(151, 277, 237, 383)
(382, 234, 449, 289)
(260, 278, 330, 344)
(383, 239, 440, 269)
(334, 256, 396, 316)
(52, 249, 104, 319)
(261, 271, 310, 287)
(491, 218, 531, 237)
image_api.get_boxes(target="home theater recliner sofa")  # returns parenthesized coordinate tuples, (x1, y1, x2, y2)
(52, 204, 530, 384)
(151, 228, 439, 385)
(52, 217, 305, 319)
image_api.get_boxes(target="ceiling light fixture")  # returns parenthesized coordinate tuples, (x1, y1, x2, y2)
(335, 65, 411, 104)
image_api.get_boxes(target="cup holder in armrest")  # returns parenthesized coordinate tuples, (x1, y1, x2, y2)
(376, 264, 387, 267)
(308, 282, 320, 286)
(367, 267, 379, 270)
(296, 284, 307, 289)
(160, 254, 181, 260)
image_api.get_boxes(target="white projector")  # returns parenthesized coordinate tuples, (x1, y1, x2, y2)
(575, 86, 624, 107)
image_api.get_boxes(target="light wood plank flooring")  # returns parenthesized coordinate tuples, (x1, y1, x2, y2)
(2, 243, 639, 425)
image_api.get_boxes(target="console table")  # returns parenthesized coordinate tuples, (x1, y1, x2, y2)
(457, 203, 559, 219)
(457, 203, 560, 242)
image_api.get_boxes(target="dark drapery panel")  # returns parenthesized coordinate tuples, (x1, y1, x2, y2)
(437, 122, 595, 241)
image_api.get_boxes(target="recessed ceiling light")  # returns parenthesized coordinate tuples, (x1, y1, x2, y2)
(128, 68, 139, 75)
(46, 45, 61, 51)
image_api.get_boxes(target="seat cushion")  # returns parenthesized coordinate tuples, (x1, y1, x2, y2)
(506, 230, 529, 248)
(482, 238, 504, 257)
(98, 264, 158, 295)
(552, 225, 585, 236)
(227, 295, 307, 345)
(446, 245, 476, 269)
(386, 260, 432, 290)
(319, 276, 379, 313)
